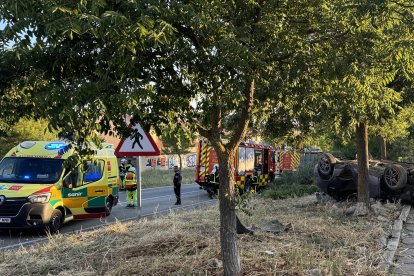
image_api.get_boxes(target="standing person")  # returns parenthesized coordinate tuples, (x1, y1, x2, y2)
(173, 165, 182, 205)
(125, 166, 137, 207)
(119, 158, 127, 190)
(125, 159, 133, 172)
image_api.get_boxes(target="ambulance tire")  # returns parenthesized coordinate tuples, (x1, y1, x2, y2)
(47, 209, 63, 234)
(105, 197, 113, 216)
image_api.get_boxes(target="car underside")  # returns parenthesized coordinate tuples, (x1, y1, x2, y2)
(314, 153, 414, 203)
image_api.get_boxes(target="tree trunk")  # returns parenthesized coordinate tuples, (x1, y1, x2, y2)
(216, 149, 241, 276)
(178, 153, 182, 170)
(380, 137, 387, 160)
(196, 79, 255, 275)
(356, 121, 370, 206)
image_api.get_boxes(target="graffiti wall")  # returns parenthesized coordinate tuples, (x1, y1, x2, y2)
(141, 153, 197, 171)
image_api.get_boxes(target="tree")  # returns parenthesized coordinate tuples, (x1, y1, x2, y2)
(0, 119, 57, 158)
(160, 124, 195, 170)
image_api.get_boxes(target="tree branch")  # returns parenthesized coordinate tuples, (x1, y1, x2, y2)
(172, 23, 203, 49)
(226, 79, 255, 150)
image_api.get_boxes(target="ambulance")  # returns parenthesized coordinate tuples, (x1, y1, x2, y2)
(0, 141, 119, 233)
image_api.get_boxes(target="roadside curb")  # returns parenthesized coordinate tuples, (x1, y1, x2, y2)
(380, 205, 411, 272)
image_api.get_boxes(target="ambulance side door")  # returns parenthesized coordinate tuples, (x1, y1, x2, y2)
(83, 160, 107, 214)
(62, 168, 89, 215)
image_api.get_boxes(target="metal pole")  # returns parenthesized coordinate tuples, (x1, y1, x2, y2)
(136, 156, 142, 208)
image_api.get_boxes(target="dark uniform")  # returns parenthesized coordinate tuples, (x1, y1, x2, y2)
(173, 166, 182, 205)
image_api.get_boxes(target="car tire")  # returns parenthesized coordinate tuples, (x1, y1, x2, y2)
(383, 164, 407, 191)
(47, 209, 63, 234)
(105, 197, 113, 216)
(317, 153, 336, 178)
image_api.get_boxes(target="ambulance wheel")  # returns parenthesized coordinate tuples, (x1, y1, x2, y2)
(105, 197, 113, 216)
(47, 209, 63, 234)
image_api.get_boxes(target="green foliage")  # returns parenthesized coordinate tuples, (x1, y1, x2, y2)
(0, 119, 57, 158)
(160, 124, 195, 156)
(263, 184, 319, 200)
(262, 158, 319, 200)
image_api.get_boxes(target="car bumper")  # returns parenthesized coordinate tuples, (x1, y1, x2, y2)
(0, 202, 55, 229)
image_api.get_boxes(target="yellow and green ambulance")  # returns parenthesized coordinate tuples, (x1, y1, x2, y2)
(0, 141, 119, 233)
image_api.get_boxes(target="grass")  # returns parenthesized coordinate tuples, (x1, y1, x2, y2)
(262, 158, 320, 199)
(0, 195, 400, 275)
(141, 168, 195, 188)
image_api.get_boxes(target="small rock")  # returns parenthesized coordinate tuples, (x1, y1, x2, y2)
(316, 192, 332, 204)
(371, 202, 387, 216)
(345, 205, 356, 215)
(304, 268, 323, 276)
(378, 235, 387, 247)
(207, 258, 223, 268)
(354, 202, 369, 216)
(329, 204, 342, 215)
(376, 216, 389, 222)
(264, 250, 274, 256)
(384, 203, 398, 211)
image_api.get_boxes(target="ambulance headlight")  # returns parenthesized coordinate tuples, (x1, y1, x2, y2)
(28, 193, 51, 204)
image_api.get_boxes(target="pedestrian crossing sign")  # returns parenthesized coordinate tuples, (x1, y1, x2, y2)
(115, 123, 160, 156)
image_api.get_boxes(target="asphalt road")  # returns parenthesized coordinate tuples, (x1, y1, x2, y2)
(0, 183, 214, 250)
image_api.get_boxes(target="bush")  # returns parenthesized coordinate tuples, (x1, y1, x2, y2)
(262, 156, 319, 200)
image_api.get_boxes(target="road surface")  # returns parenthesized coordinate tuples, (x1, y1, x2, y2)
(0, 183, 214, 249)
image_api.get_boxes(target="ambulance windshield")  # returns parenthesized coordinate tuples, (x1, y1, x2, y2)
(0, 157, 64, 184)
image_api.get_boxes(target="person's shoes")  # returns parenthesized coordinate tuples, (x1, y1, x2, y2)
(131, 204, 135, 207)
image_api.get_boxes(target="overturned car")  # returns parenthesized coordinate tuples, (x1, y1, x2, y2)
(314, 153, 414, 202)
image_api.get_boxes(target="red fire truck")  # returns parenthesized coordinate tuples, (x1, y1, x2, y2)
(195, 140, 276, 194)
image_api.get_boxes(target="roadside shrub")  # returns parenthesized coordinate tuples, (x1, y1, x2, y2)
(262, 156, 319, 200)
(262, 183, 319, 200)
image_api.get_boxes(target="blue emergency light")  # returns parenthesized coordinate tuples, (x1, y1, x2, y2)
(45, 142, 66, 150)
(23, 175, 31, 180)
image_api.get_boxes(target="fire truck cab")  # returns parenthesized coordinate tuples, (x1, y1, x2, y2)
(195, 141, 276, 193)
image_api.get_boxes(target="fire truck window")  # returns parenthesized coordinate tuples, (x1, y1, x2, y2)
(263, 149, 269, 174)
(245, 148, 255, 172)
(238, 147, 246, 175)
(254, 149, 262, 172)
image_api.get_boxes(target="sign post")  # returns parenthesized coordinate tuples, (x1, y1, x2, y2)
(136, 156, 142, 208)
(115, 123, 160, 209)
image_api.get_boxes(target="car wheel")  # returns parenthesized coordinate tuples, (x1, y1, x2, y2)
(47, 209, 63, 234)
(105, 197, 113, 216)
(317, 153, 336, 177)
(383, 164, 407, 191)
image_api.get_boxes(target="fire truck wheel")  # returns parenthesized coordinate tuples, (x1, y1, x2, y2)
(317, 153, 336, 178)
(105, 197, 113, 216)
(47, 209, 63, 234)
(383, 164, 407, 191)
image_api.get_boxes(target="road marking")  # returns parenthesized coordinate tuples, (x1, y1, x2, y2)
(0, 199, 216, 250)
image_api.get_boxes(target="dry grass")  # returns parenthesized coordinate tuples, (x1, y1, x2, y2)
(0, 196, 401, 275)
